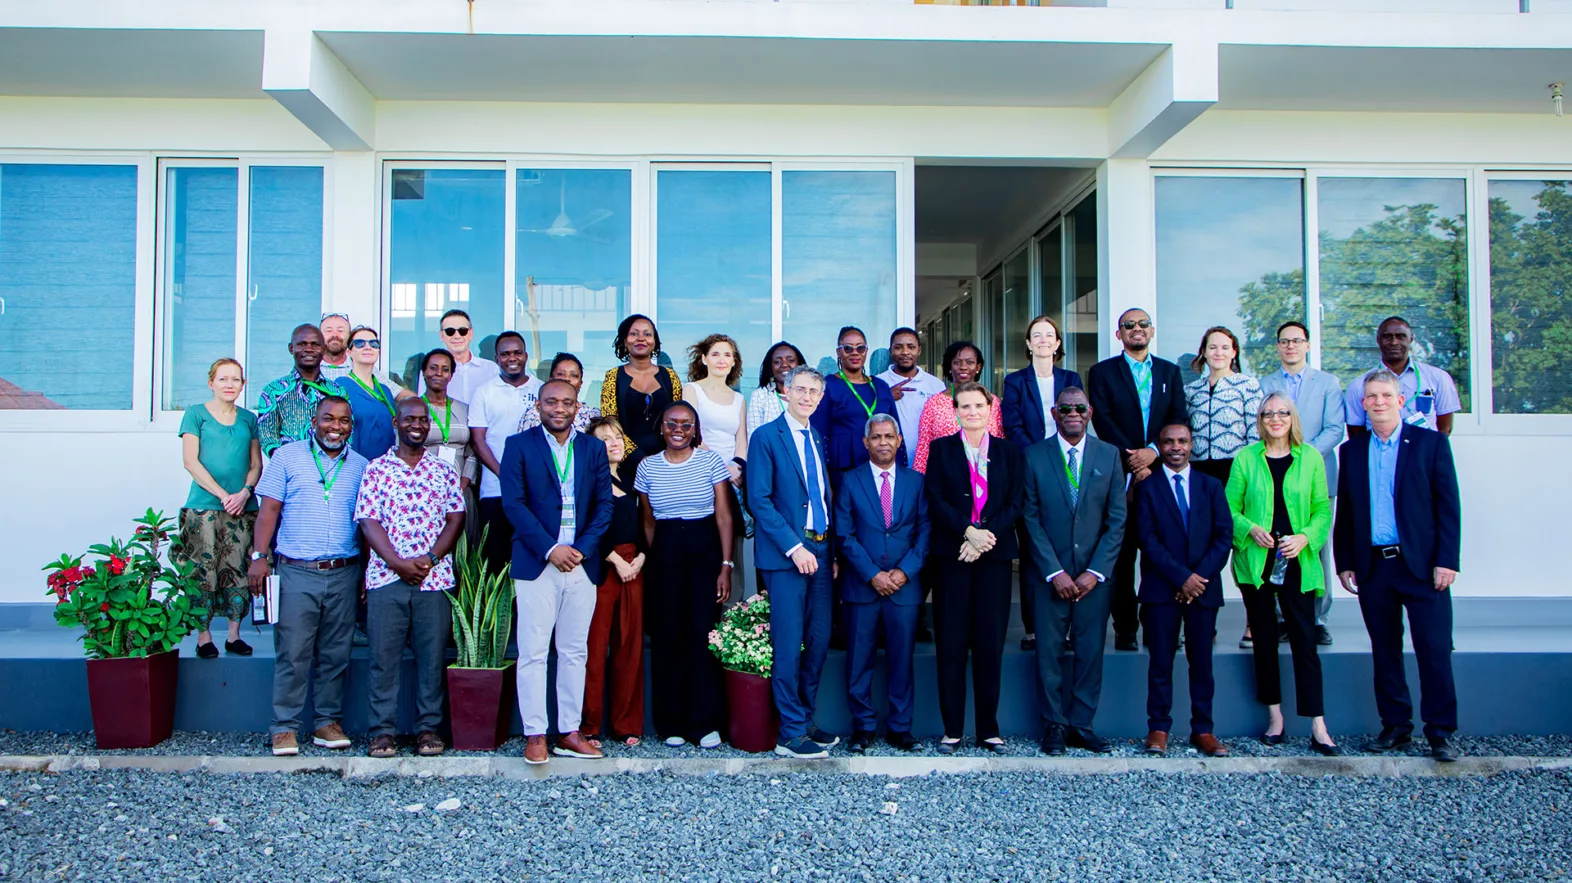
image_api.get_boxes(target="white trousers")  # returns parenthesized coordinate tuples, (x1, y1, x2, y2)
(514, 565, 597, 736)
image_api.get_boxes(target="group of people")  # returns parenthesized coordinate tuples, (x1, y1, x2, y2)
(171, 300, 1462, 762)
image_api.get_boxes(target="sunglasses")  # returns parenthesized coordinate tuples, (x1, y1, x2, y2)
(1055, 403, 1089, 415)
(1260, 409, 1293, 419)
(1119, 320, 1153, 330)
(351, 338, 381, 350)
(662, 420, 695, 431)
(442, 326, 471, 338)
(838, 343, 869, 355)
(321, 312, 350, 323)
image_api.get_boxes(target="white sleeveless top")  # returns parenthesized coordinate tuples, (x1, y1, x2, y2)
(690, 383, 744, 463)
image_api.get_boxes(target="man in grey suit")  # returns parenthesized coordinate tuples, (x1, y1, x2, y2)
(1022, 387, 1127, 756)
(1258, 320, 1345, 645)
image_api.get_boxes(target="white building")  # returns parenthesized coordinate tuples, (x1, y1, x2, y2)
(1, 0, 1568, 603)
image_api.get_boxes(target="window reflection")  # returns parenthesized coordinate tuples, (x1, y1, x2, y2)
(165, 166, 238, 410)
(1488, 179, 1572, 414)
(246, 166, 324, 404)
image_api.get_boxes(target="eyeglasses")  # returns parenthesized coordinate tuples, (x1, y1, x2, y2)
(442, 326, 471, 338)
(1260, 409, 1293, 419)
(1119, 320, 1153, 330)
(662, 421, 695, 431)
(1055, 404, 1089, 415)
(838, 343, 869, 355)
(1277, 338, 1308, 346)
(351, 338, 381, 350)
(321, 312, 350, 323)
(787, 387, 824, 398)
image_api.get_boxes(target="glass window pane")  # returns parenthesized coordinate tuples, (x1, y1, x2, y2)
(0, 164, 138, 410)
(246, 166, 324, 404)
(1156, 176, 1305, 384)
(1003, 248, 1031, 381)
(1066, 194, 1100, 379)
(1489, 179, 1572, 414)
(516, 169, 631, 404)
(782, 170, 898, 374)
(387, 168, 505, 389)
(1318, 177, 1470, 411)
(656, 170, 772, 383)
(1038, 224, 1064, 360)
(984, 271, 1004, 390)
(164, 166, 238, 411)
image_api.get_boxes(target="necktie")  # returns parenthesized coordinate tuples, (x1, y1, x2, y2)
(801, 429, 827, 534)
(1066, 447, 1080, 507)
(880, 471, 893, 529)
(1174, 473, 1189, 529)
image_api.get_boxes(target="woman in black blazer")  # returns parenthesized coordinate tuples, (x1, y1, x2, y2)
(924, 381, 1025, 754)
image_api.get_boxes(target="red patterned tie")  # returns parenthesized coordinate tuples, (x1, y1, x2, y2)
(880, 471, 893, 528)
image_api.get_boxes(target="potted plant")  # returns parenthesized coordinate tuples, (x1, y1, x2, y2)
(447, 529, 516, 751)
(708, 593, 778, 753)
(44, 510, 208, 749)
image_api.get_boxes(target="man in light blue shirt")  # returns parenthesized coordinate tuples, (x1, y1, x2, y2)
(1368, 422, 1402, 546)
(1345, 317, 1460, 436)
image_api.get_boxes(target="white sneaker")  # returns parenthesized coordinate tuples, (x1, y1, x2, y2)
(664, 736, 687, 748)
(698, 731, 723, 749)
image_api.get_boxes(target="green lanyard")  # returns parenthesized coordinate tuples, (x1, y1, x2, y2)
(549, 436, 574, 485)
(348, 373, 395, 418)
(837, 371, 876, 418)
(300, 378, 337, 398)
(424, 396, 453, 443)
(1063, 454, 1080, 492)
(309, 440, 348, 503)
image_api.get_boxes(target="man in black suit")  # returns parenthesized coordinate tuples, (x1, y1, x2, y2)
(1334, 370, 1463, 762)
(1087, 308, 1188, 651)
(1022, 387, 1126, 755)
(1133, 423, 1234, 757)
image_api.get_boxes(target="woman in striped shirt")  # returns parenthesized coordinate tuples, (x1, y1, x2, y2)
(635, 401, 734, 750)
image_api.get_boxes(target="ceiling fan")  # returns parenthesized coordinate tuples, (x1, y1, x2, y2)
(519, 179, 613, 242)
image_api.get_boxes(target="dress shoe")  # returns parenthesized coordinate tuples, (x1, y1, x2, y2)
(1020, 634, 1037, 652)
(1190, 733, 1229, 757)
(224, 639, 254, 656)
(935, 739, 960, 756)
(1429, 736, 1460, 763)
(1260, 731, 1286, 746)
(313, 723, 351, 750)
(886, 731, 919, 752)
(1238, 634, 1254, 649)
(1367, 726, 1413, 752)
(1067, 727, 1112, 754)
(979, 738, 1007, 753)
(553, 730, 604, 759)
(524, 734, 549, 764)
(848, 730, 876, 754)
(1143, 731, 1169, 755)
(196, 641, 219, 659)
(1114, 633, 1138, 652)
(1039, 724, 1067, 756)
(1315, 626, 1333, 647)
(808, 727, 841, 750)
(1310, 738, 1341, 757)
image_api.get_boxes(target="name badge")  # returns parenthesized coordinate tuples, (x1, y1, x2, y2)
(437, 446, 458, 466)
(560, 492, 576, 534)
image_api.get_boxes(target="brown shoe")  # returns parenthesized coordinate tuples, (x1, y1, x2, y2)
(416, 730, 445, 757)
(1143, 731, 1169, 755)
(1190, 733, 1229, 757)
(524, 734, 549, 765)
(313, 723, 351, 750)
(368, 734, 397, 758)
(553, 730, 605, 759)
(271, 732, 299, 757)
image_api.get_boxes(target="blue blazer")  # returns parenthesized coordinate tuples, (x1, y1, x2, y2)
(499, 427, 615, 584)
(1134, 467, 1234, 608)
(833, 464, 930, 605)
(810, 374, 904, 476)
(1001, 365, 1084, 450)
(1334, 425, 1461, 589)
(746, 416, 832, 572)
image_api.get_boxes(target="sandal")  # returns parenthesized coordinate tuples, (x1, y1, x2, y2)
(620, 735, 641, 747)
(368, 735, 397, 758)
(415, 730, 445, 756)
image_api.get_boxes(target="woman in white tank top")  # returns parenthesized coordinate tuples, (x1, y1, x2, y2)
(683, 334, 748, 485)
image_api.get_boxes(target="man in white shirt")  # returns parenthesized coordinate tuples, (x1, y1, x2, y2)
(419, 309, 500, 405)
(468, 331, 544, 574)
(876, 328, 946, 469)
(318, 312, 353, 380)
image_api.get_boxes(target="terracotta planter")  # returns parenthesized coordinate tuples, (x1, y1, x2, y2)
(85, 649, 179, 749)
(723, 668, 778, 753)
(447, 662, 516, 751)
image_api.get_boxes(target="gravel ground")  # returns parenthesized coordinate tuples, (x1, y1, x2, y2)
(5, 728, 1572, 760)
(2, 766, 1570, 882)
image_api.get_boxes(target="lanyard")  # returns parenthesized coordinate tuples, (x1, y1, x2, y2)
(348, 373, 395, 417)
(549, 436, 574, 486)
(309, 439, 348, 502)
(1063, 450, 1080, 491)
(837, 371, 876, 418)
(424, 396, 453, 443)
(300, 378, 337, 398)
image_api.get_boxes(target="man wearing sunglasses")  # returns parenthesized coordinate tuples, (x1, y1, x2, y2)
(1087, 308, 1188, 652)
(318, 313, 354, 381)
(421, 309, 498, 405)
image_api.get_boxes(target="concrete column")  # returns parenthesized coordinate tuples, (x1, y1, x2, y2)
(1095, 159, 1156, 361)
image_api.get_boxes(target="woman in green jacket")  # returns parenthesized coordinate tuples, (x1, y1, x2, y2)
(1225, 393, 1339, 755)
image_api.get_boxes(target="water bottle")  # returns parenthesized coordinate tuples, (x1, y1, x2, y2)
(1267, 530, 1290, 587)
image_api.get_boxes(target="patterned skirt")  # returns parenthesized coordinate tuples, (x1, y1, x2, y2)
(172, 508, 257, 626)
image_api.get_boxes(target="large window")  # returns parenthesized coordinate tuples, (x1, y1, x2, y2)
(1488, 178, 1572, 415)
(1155, 175, 1306, 382)
(0, 164, 138, 410)
(163, 166, 238, 410)
(1065, 194, 1099, 379)
(246, 167, 324, 403)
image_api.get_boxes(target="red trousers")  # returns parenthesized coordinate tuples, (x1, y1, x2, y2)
(582, 544, 646, 739)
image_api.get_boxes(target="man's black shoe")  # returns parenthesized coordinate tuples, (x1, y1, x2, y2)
(1040, 724, 1067, 756)
(886, 731, 919, 752)
(1316, 626, 1333, 646)
(847, 730, 875, 754)
(1067, 727, 1112, 754)
(1429, 736, 1460, 763)
(1367, 726, 1413, 752)
(1020, 634, 1036, 652)
(1115, 632, 1139, 652)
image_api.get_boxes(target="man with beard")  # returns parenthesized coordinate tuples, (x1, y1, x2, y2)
(468, 331, 544, 573)
(875, 327, 944, 470)
(256, 324, 337, 456)
(248, 396, 370, 756)
(317, 312, 354, 381)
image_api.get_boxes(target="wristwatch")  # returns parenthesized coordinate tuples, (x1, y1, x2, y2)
(721, 560, 735, 569)
(249, 550, 269, 563)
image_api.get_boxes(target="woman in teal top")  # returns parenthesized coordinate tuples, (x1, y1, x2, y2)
(1225, 393, 1338, 755)
(174, 357, 263, 659)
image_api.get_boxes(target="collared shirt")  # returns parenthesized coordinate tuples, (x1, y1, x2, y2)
(1124, 352, 1154, 439)
(748, 386, 786, 441)
(876, 367, 947, 467)
(869, 460, 897, 492)
(1345, 360, 1460, 432)
(353, 449, 465, 591)
(418, 353, 500, 405)
(1369, 423, 1403, 545)
(318, 358, 352, 381)
(543, 428, 578, 547)
(467, 375, 545, 498)
(255, 370, 336, 456)
(255, 438, 368, 561)
(1162, 463, 1193, 510)
(518, 398, 601, 435)
(783, 412, 829, 533)
(1278, 365, 1306, 404)
(1044, 433, 1103, 584)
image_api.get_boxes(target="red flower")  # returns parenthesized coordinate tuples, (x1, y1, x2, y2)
(100, 602, 110, 612)
(107, 556, 128, 576)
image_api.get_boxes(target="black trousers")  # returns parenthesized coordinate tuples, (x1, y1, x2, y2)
(647, 516, 725, 743)
(1017, 524, 1038, 635)
(477, 497, 515, 579)
(1111, 520, 1140, 638)
(1359, 554, 1457, 739)
(1240, 581, 1324, 717)
(932, 556, 1012, 741)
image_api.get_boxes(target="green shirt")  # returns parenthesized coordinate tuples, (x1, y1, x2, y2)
(179, 404, 260, 512)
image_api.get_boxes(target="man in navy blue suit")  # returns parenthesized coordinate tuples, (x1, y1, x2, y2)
(834, 414, 930, 753)
(1133, 423, 1234, 757)
(747, 365, 840, 759)
(1335, 370, 1463, 762)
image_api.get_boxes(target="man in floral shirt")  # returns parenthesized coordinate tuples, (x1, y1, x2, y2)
(257, 324, 338, 456)
(355, 397, 466, 759)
